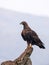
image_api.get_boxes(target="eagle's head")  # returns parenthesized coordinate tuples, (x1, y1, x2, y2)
(20, 21, 27, 25)
(20, 21, 29, 29)
(20, 21, 30, 29)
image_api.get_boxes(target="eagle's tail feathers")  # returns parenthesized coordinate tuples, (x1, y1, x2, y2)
(38, 39, 45, 49)
(39, 44, 45, 49)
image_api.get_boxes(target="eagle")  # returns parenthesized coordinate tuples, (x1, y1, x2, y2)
(20, 21, 45, 49)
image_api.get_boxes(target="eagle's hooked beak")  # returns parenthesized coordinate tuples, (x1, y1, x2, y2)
(20, 22, 22, 25)
(20, 22, 23, 25)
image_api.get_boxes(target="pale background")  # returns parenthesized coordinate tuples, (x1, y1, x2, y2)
(0, 0, 49, 65)
(0, 0, 49, 17)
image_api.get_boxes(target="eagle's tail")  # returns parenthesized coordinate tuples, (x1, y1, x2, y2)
(39, 43, 45, 49)
(38, 39, 45, 49)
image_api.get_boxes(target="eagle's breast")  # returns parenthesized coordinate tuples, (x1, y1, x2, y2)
(21, 29, 27, 41)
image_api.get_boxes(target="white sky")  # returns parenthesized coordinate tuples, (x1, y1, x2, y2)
(0, 0, 49, 17)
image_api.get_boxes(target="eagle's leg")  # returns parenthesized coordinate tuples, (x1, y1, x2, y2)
(27, 41, 32, 48)
(29, 43, 32, 48)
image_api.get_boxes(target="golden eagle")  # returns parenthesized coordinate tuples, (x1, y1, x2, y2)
(20, 21, 45, 49)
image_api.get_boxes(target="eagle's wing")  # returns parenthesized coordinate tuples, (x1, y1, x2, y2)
(26, 30, 43, 44)
(31, 30, 43, 43)
(25, 29, 38, 41)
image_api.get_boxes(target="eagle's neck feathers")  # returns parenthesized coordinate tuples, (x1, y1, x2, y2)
(24, 24, 30, 30)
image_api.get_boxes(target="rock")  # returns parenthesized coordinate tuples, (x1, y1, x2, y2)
(1, 46, 33, 65)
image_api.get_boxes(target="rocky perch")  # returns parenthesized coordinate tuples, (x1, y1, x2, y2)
(1, 46, 33, 65)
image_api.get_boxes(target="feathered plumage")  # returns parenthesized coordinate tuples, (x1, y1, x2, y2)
(20, 21, 45, 49)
